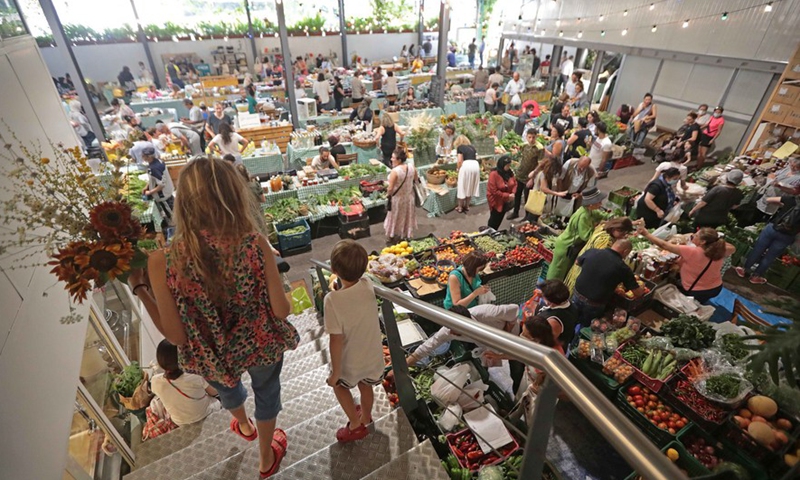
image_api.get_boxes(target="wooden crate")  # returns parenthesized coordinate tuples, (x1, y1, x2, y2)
(238, 124, 294, 153)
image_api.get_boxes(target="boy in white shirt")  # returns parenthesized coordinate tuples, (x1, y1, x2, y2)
(324, 240, 385, 443)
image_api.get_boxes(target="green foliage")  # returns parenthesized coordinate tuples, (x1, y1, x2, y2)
(744, 320, 800, 389)
(425, 18, 439, 30)
(111, 362, 143, 398)
(597, 110, 621, 137)
(290, 13, 326, 32)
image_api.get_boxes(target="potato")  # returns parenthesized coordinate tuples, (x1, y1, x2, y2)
(775, 430, 789, 445)
(751, 415, 767, 424)
(748, 395, 779, 419)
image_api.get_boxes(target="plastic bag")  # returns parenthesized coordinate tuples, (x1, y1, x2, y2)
(590, 334, 606, 365)
(478, 289, 496, 305)
(436, 403, 462, 432)
(431, 363, 472, 405)
(651, 223, 676, 240)
(694, 371, 753, 406)
(290, 286, 313, 314)
(458, 380, 489, 411)
(663, 205, 683, 224)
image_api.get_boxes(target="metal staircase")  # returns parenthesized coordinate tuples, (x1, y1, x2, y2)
(124, 309, 448, 480)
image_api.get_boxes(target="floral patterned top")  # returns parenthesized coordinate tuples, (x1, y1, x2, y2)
(166, 232, 299, 387)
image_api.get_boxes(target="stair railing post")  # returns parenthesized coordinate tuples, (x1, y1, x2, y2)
(519, 375, 559, 480)
(380, 300, 418, 414)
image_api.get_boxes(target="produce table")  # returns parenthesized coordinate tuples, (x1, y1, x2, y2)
(242, 152, 285, 175)
(238, 124, 293, 153)
(298, 114, 351, 129)
(288, 142, 380, 168)
(138, 111, 176, 128)
(130, 99, 189, 118)
(418, 164, 489, 217)
(398, 107, 444, 126)
(258, 166, 389, 207)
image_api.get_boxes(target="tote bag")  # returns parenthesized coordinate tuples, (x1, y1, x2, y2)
(525, 190, 547, 215)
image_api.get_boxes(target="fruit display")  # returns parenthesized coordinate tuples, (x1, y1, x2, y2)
(670, 379, 729, 425)
(473, 235, 506, 256)
(404, 258, 419, 273)
(381, 240, 414, 256)
(437, 272, 450, 285)
(576, 339, 591, 359)
(434, 246, 459, 262)
(489, 258, 514, 272)
(439, 230, 466, 245)
(446, 429, 518, 472)
(419, 265, 439, 281)
(504, 246, 542, 266)
(493, 233, 522, 251)
(620, 343, 678, 381)
(615, 276, 651, 299)
(454, 242, 475, 258)
(409, 236, 438, 253)
(515, 223, 539, 235)
(603, 355, 635, 383)
(624, 384, 689, 436)
(367, 254, 409, 283)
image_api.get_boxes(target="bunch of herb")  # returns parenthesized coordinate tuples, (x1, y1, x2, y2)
(661, 315, 715, 351)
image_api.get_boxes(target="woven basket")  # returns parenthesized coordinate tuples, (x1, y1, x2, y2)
(426, 170, 447, 185)
(352, 139, 377, 149)
(445, 177, 458, 188)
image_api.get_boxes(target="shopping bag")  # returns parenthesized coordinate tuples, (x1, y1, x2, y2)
(524, 190, 547, 215)
(553, 196, 575, 217)
(431, 363, 472, 405)
(663, 205, 683, 224)
(478, 289, 496, 305)
(290, 286, 313, 314)
(118, 371, 153, 411)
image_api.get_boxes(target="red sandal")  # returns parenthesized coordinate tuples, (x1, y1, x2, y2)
(230, 418, 258, 442)
(259, 436, 287, 478)
(336, 422, 369, 443)
(355, 405, 373, 425)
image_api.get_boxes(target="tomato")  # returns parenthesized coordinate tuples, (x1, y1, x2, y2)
(651, 419, 659, 426)
(676, 420, 685, 429)
(668, 421, 676, 429)
(635, 400, 645, 408)
(658, 423, 667, 430)
(629, 402, 636, 408)
(634, 395, 643, 402)
(657, 405, 666, 411)
(626, 395, 633, 402)
(668, 428, 676, 435)
(648, 394, 657, 401)
(647, 401, 657, 409)
(637, 407, 645, 413)
(682, 417, 689, 423)
(628, 386, 641, 395)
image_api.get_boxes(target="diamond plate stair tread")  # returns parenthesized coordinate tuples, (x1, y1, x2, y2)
(130, 363, 333, 472)
(360, 440, 450, 480)
(269, 409, 418, 480)
(187, 389, 397, 480)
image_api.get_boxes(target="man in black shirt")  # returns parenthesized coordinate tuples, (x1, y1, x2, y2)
(514, 103, 535, 136)
(572, 239, 644, 324)
(737, 194, 800, 284)
(550, 104, 574, 132)
(679, 112, 700, 161)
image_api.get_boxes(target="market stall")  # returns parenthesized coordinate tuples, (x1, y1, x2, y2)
(129, 98, 190, 118)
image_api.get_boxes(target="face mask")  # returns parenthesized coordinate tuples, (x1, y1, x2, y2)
(713, 112, 722, 118)
(668, 179, 679, 186)
(698, 109, 707, 115)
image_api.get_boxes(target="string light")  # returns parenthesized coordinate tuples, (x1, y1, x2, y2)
(600, 30, 605, 36)
(623, 10, 628, 16)
(682, 19, 689, 28)
(599, 14, 604, 21)
(621, 28, 628, 35)
(577, 30, 583, 38)
(650, 3, 655, 10)
(558, 30, 563, 36)
(764, 2, 772, 12)
(721, 12, 728, 20)
(651, 25, 657, 32)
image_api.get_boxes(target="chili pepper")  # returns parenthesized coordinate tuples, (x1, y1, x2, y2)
(482, 457, 497, 465)
(452, 446, 465, 458)
(467, 451, 482, 460)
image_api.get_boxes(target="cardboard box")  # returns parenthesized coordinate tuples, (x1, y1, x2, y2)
(786, 109, 800, 129)
(787, 49, 800, 80)
(762, 102, 790, 124)
(774, 84, 800, 105)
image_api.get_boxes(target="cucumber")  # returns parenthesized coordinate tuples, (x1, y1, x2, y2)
(650, 351, 663, 377)
(642, 351, 654, 375)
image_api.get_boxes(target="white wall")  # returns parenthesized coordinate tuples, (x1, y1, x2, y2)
(0, 35, 91, 480)
(519, 0, 800, 64)
(39, 32, 421, 87)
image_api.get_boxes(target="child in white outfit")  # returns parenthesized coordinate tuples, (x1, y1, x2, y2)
(324, 240, 385, 443)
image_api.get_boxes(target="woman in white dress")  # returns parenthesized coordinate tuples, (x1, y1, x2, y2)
(454, 135, 481, 214)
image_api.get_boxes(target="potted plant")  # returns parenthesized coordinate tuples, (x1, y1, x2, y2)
(405, 113, 438, 167)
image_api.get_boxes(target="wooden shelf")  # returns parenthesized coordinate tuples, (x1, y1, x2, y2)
(239, 124, 294, 153)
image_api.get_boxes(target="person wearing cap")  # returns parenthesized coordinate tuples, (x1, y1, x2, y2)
(141, 147, 175, 226)
(689, 169, 744, 228)
(638, 226, 734, 303)
(546, 186, 606, 281)
(635, 167, 682, 229)
(572, 239, 644, 324)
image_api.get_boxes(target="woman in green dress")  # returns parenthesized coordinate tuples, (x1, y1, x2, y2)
(546, 187, 606, 281)
(563, 217, 637, 293)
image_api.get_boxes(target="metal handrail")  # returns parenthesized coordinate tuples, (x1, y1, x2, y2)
(310, 259, 685, 480)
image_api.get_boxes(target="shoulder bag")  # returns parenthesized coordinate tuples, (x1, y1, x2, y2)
(386, 166, 408, 212)
(686, 258, 714, 292)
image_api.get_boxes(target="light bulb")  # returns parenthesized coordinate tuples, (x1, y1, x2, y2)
(556, 19, 560, 26)
(577, 31, 583, 38)
(599, 14, 604, 21)
(650, 3, 655, 10)
(721, 12, 728, 20)
(764, 2, 772, 12)
(623, 10, 628, 16)
(651, 25, 657, 32)
(600, 30, 605, 36)
(682, 19, 689, 28)
(621, 28, 628, 36)
(558, 30, 563, 37)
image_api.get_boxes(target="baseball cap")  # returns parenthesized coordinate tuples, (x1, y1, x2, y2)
(726, 169, 743, 185)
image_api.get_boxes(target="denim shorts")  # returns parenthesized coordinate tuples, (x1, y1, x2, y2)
(207, 358, 284, 421)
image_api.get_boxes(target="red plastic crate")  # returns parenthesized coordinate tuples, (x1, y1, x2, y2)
(616, 341, 675, 393)
(536, 242, 554, 263)
(446, 428, 520, 472)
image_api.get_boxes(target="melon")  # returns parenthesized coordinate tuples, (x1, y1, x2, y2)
(748, 422, 775, 447)
(747, 396, 778, 418)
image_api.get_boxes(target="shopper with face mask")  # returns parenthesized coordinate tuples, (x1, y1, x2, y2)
(635, 167, 682, 229)
(697, 107, 725, 169)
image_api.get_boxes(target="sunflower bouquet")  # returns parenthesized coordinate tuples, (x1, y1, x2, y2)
(1, 129, 149, 320)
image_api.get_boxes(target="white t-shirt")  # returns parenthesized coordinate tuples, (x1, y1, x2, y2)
(314, 80, 331, 104)
(565, 80, 577, 98)
(212, 132, 245, 157)
(562, 158, 589, 194)
(484, 88, 496, 105)
(150, 373, 219, 426)
(323, 278, 385, 387)
(311, 154, 335, 170)
(588, 135, 613, 170)
(561, 59, 574, 78)
(656, 161, 688, 180)
(188, 105, 203, 123)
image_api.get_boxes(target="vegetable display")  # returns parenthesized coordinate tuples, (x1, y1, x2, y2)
(625, 384, 689, 435)
(720, 334, 749, 361)
(111, 361, 143, 398)
(409, 237, 438, 253)
(442, 454, 472, 480)
(671, 379, 729, 424)
(661, 315, 715, 351)
(473, 235, 505, 256)
(447, 429, 517, 472)
(706, 373, 744, 400)
(280, 225, 307, 235)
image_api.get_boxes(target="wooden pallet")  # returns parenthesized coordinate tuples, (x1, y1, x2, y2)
(238, 124, 294, 153)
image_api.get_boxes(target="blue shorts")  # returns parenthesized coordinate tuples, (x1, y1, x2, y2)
(207, 358, 284, 421)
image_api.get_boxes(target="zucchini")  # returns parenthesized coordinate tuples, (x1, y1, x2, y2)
(642, 351, 654, 375)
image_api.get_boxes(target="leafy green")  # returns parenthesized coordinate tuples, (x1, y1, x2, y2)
(661, 315, 715, 351)
(499, 132, 524, 151)
(720, 334, 749, 361)
(706, 373, 743, 399)
(111, 362, 143, 398)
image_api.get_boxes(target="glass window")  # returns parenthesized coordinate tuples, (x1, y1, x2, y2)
(93, 280, 142, 364)
(1, 0, 29, 39)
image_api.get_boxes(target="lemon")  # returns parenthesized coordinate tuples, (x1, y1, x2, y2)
(399, 241, 408, 247)
(666, 448, 679, 462)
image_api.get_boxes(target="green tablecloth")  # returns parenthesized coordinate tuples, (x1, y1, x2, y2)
(398, 107, 444, 125)
(443, 101, 467, 117)
(354, 145, 381, 164)
(243, 152, 285, 175)
(422, 180, 488, 217)
(260, 187, 298, 208)
(130, 99, 189, 118)
(138, 202, 163, 226)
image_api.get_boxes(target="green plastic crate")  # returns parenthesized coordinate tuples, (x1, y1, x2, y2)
(616, 382, 693, 448)
(624, 441, 709, 480)
(569, 354, 621, 399)
(677, 424, 768, 480)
